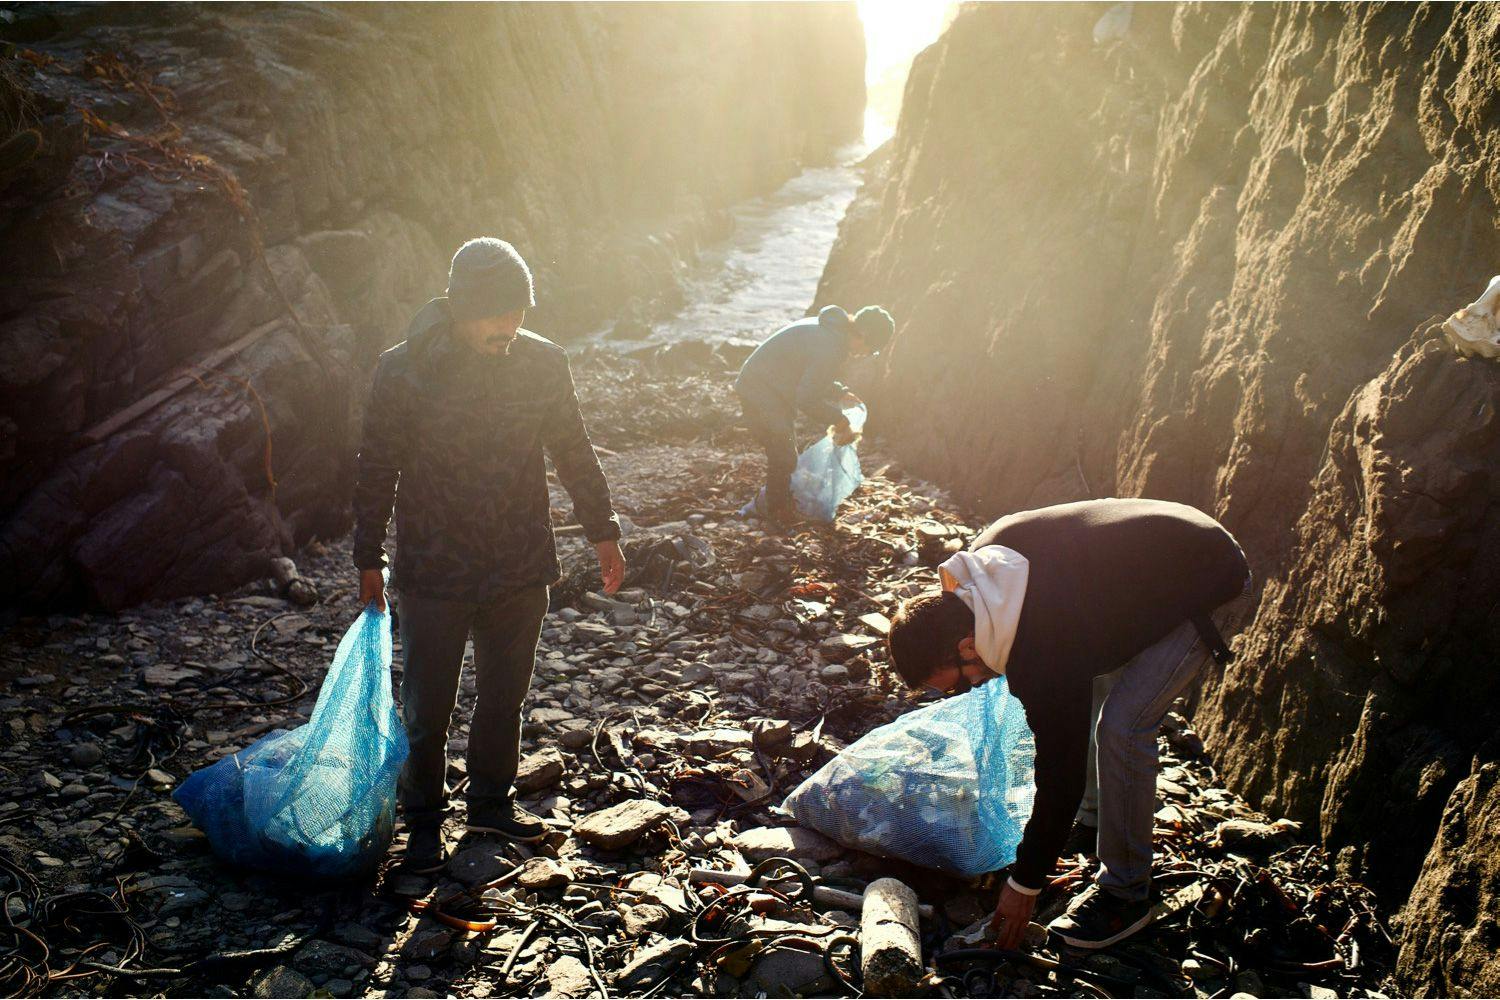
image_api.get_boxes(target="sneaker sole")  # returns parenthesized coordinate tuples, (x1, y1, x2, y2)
(1051, 907, 1156, 950)
(465, 822, 547, 843)
(400, 857, 448, 875)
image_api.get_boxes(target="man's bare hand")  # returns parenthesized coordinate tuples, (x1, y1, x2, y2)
(596, 540, 626, 594)
(989, 882, 1039, 950)
(359, 568, 387, 613)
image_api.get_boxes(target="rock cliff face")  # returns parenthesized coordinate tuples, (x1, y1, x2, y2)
(0, 2, 864, 609)
(817, 3, 1498, 992)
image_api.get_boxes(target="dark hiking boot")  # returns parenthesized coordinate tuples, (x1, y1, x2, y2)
(1048, 883, 1155, 950)
(400, 825, 449, 874)
(467, 801, 547, 842)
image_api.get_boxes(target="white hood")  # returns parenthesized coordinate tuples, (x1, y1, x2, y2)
(939, 545, 1030, 675)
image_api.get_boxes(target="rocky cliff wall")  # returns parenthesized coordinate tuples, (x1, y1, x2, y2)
(817, 3, 1498, 993)
(0, 2, 864, 609)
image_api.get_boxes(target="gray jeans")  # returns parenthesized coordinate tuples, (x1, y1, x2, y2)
(1078, 581, 1254, 901)
(396, 585, 550, 827)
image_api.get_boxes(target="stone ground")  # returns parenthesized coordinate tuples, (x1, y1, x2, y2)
(0, 349, 1400, 998)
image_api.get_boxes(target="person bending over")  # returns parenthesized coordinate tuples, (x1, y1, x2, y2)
(733, 304, 893, 523)
(888, 498, 1252, 949)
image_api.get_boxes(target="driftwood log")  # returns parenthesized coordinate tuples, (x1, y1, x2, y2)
(859, 877, 924, 996)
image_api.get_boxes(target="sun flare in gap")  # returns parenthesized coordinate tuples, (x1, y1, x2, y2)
(856, 0, 955, 144)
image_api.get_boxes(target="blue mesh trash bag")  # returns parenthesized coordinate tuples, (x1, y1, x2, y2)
(790, 435, 862, 520)
(174, 604, 408, 878)
(791, 403, 866, 521)
(790, 407, 866, 523)
(783, 675, 1036, 877)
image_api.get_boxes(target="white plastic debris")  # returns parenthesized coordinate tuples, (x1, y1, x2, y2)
(1443, 274, 1500, 359)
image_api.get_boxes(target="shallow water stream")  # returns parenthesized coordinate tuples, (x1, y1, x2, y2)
(596, 142, 876, 348)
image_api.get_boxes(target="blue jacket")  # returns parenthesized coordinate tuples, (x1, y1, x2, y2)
(734, 306, 852, 429)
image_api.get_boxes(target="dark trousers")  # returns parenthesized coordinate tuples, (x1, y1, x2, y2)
(738, 391, 797, 514)
(396, 585, 549, 828)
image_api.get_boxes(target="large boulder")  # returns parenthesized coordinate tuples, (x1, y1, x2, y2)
(1397, 760, 1500, 996)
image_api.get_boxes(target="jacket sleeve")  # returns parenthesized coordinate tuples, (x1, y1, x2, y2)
(351, 356, 406, 571)
(543, 354, 622, 544)
(794, 340, 846, 429)
(1009, 674, 1094, 889)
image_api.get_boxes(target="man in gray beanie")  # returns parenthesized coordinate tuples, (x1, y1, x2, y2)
(445, 237, 537, 330)
(352, 237, 626, 870)
(733, 304, 895, 524)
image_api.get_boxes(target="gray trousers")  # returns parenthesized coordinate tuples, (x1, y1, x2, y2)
(1078, 582, 1254, 901)
(396, 585, 550, 827)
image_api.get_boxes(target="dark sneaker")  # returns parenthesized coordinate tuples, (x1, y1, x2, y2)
(400, 825, 449, 874)
(1048, 884, 1155, 950)
(467, 801, 547, 842)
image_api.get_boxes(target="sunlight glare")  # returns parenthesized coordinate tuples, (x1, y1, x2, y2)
(857, 0, 955, 144)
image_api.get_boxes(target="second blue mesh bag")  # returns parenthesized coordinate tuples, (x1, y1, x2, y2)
(783, 675, 1036, 877)
(174, 604, 407, 879)
(790, 404, 866, 521)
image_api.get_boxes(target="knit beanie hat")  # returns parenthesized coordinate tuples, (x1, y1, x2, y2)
(818, 304, 853, 329)
(446, 238, 535, 321)
(854, 305, 895, 351)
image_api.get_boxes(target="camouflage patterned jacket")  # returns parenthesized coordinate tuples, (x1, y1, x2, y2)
(352, 299, 620, 601)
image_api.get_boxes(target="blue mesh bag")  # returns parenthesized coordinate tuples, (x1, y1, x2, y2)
(783, 676, 1036, 876)
(790, 405, 866, 521)
(174, 604, 407, 878)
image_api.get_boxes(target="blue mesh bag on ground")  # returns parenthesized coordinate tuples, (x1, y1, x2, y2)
(783, 675, 1036, 876)
(790, 404, 866, 521)
(174, 604, 407, 878)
